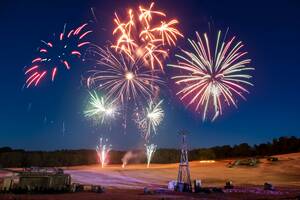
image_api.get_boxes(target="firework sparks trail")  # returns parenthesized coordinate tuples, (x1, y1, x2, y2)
(145, 143, 157, 168)
(96, 138, 112, 168)
(85, 45, 164, 106)
(27, 103, 32, 112)
(135, 99, 164, 141)
(24, 23, 92, 87)
(84, 91, 117, 124)
(62, 121, 66, 136)
(168, 30, 254, 121)
(90, 7, 98, 23)
(112, 2, 183, 71)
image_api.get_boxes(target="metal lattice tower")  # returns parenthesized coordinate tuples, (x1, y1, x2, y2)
(177, 130, 192, 190)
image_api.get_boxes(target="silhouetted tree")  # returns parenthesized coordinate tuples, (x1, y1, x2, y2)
(0, 136, 299, 167)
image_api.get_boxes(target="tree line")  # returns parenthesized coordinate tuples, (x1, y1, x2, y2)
(0, 136, 299, 168)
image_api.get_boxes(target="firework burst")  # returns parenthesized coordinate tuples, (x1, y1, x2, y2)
(86, 45, 164, 105)
(169, 30, 254, 120)
(135, 99, 164, 141)
(84, 91, 117, 124)
(112, 2, 183, 71)
(145, 143, 157, 168)
(96, 138, 112, 168)
(25, 23, 91, 87)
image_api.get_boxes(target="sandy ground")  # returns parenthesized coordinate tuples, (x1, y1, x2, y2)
(1, 152, 300, 199)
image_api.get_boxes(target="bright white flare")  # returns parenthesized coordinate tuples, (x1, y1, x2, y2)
(84, 91, 117, 124)
(96, 138, 112, 168)
(169, 30, 254, 121)
(135, 99, 164, 141)
(125, 72, 134, 80)
(145, 143, 157, 168)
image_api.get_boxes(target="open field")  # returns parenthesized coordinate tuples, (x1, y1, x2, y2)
(1, 152, 300, 199)
(66, 152, 300, 189)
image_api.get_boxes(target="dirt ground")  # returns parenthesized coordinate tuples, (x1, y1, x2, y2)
(64, 152, 300, 189)
(0, 187, 299, 200)
(1, 152, 300, 199)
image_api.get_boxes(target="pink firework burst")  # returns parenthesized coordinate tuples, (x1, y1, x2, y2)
(24, 23, 92, 88)
(169, 30, 254, 121)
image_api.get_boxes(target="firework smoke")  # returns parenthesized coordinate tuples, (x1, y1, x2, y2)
(121, 151, 140, 168)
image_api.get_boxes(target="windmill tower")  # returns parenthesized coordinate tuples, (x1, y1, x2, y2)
(176, 130, 192, 192)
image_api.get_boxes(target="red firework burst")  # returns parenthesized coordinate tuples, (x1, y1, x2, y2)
(25, 23, 92, 88)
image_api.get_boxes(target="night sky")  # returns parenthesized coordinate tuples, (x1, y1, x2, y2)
(0, 0, 299, 150)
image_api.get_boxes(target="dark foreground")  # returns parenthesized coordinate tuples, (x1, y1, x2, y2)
(1, 186, 300, 200)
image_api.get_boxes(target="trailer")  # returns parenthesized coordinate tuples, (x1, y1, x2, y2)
(0, 167, 104, 194)
(0, 167, 70, 193)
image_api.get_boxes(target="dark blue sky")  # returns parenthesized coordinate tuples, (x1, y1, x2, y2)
(0, 0, 299, 150)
